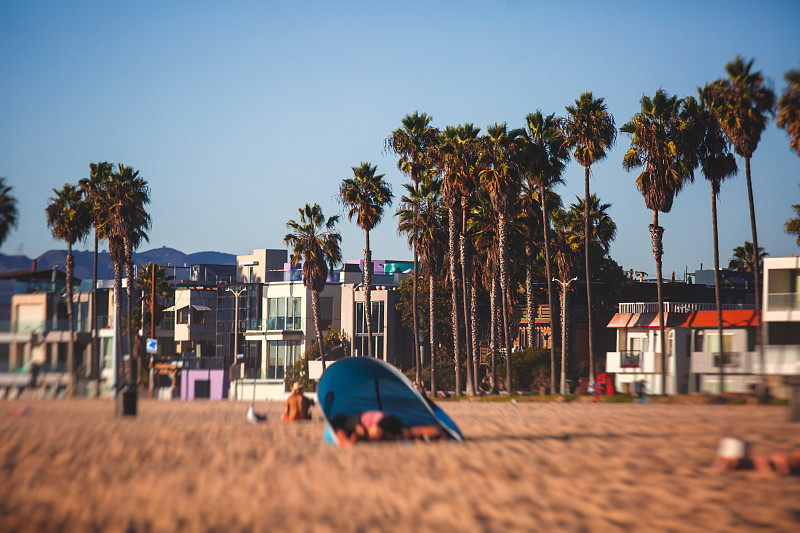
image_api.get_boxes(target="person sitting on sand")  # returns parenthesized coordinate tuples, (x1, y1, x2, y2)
(281, 382, 314, 422)
(331, 411, 445, 446)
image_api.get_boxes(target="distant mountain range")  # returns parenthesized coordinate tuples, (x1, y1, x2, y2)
(0, 247, 237, 281)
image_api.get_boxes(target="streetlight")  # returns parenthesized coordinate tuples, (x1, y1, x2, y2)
(226, 285, 246, 401)
(552, 277, 578, 395)
(350, 282, 363, 358)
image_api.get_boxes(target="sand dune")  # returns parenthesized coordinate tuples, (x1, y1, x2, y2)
(1, 398, 798, 532)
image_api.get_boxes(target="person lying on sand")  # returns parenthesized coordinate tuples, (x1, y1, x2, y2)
(281, 382, 314, 422)
(331, 410, 445, 447)
(713, 437, 800, 475)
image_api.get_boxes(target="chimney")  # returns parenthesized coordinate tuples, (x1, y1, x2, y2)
(31, 259, 37, 271)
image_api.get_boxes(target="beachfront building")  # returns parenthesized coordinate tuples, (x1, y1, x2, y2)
(762, 256, 800, 396)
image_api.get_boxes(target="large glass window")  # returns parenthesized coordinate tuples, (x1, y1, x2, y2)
(356, 301, 384, 334)
(267, 297, 302, 330)
(266, 340, 300, 379)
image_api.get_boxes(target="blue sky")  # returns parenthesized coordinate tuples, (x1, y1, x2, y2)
(1, 0, 799, 277)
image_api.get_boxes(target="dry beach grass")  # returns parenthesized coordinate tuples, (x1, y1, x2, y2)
(1, 398, 799, 532)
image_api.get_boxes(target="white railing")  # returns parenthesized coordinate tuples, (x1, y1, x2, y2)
(618, 302, 753, 313)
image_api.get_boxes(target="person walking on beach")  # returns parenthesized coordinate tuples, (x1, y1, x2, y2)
(282, 382, 314, 421)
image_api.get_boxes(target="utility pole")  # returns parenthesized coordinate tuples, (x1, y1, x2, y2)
(226, 285, 246, 401)
(553, 277, 578, 394)
(149, 262, 156, 399)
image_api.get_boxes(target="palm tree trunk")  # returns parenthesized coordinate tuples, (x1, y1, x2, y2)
(311, 290, 326, 371)
(113, 260, 123, 389)
(364, 231, 373, 359)
(744, 157, 764, 377)
(412, 243, 420, 384)
(447, 205, 461, 393)
(498, 213, 513, 394)
(490, 271, 499, 394)
(460, 200, 474, 395)
(92, 233, 100, 397)
(560, 283, 568, 394)
(429, 274, 436, 398)
(541, 183, 557, 394)
(470, 274, 480, 394)
(651, 211, 667, 395)
(66, 243, 75, 397)
(525, 241, 535, 349)
(711, 187, 725, 393)
(584, 166, 595, 382)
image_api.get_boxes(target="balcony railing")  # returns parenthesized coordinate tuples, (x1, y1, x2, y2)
(620, 350, 641, 368)
(245, 318, 302, 332)
(618, 302, 752, 313)
(767, 292, 799, 312)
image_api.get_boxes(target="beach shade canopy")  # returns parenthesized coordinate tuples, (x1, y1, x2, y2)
(318, 357, 463, 442)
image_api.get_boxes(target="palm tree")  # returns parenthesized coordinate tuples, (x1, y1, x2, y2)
(284, 204, 342, 372)
(552, 208, 581, 394)
(438, 124, 482, 395)
(45, 182, 91, 396)
(685, 95, 739, 391)
(79, 161, 112, 395)
(134, 262, 174, 339)
(0, 177, 18, 247)
(97, 164, 151, 388)
(469, 188, 500, 392)
(565, 194, 617, 260)
(622, 89, 694, 395)
(339, 162, 393, 359)
(387, 112, 440, 384)
(776, 67, 800, 157)
(521, 111, 569, 392)
(563, 92, 616, 383)
(397, 178, 445, 395)
(704, 56, 776, 376)
(478, 123, 523, 394)
(728, 241, 767, 272)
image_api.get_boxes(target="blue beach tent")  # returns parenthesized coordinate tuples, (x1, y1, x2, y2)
(318, 357, 463, 444)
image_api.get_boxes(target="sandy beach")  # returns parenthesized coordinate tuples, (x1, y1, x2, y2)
(1, 398, 798, 532)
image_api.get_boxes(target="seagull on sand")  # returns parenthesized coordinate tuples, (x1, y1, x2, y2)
(246, 403, 267, 424)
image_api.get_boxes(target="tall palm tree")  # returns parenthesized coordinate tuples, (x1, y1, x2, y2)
(79, 161, 112, 395)
(339, 162, 393, 359)
(622, 89, 694, 395)
(469, 188, 500, 392)
(115, 164, 151, 382)
(479, 123, 523, 394)
(284, 204, 342, 372)
(397, 178, 445, 395)
(776, 67, 800, 157)
(0, 177, 18, 247)
(728, 241, 767, 272)
(563, 92, 616, 383)
(552, 208, 581, 394)
(522, 111, 569, 392)
(97, 164, 150, 388)
(387, 112, 440, 384)
(685, 95, 739, 391)
(438, 123, 482, 395)
(45, 182, 91, 396)
(704, 56, 776, 376)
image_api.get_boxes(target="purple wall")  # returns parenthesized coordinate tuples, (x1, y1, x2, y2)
(181, 369, 228, 400)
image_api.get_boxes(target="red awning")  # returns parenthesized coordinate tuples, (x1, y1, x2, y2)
(680, 310, 759, 328)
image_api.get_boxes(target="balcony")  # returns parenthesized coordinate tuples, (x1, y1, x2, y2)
(617, 302, 752, 313)
(712, 352, 740, 367)
(620, 350, 641, 368)
(767, 292, 799, 312)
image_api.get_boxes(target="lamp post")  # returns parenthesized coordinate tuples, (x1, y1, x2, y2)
(553, 277, 578, 395)
(350, 282, 363, 358)
(226, 285, 246, 401)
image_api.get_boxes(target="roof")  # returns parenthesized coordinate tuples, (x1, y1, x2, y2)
(680, 310, 759, 328)
(607, 309, 759, 329)
(606, 312, 684, 329)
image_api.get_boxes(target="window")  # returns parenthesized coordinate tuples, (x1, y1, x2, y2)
(627, 334, 647, 353)
(177, 307, 190, 324)
(694, 331, 704, 352)
(267, 340, 300, 379)
(708, 332, 734, 354)
(267, 297, 302, 330)
(356, 301, 384, 334)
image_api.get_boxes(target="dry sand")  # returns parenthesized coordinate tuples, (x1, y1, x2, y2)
(1, 398, 799, 532)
